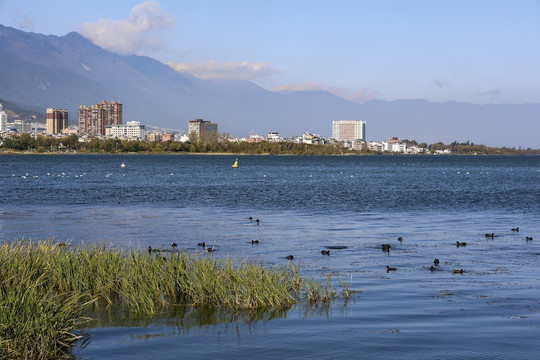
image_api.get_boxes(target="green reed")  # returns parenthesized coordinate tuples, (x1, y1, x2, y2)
(0, 240, 350, 358)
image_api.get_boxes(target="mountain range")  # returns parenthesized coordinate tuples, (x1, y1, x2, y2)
(1, 24, 539, 148)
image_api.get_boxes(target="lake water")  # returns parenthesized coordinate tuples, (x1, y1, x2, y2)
(1, 154, 539, 359)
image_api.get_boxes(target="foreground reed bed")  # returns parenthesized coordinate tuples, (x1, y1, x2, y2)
(0, 240, 349, 358)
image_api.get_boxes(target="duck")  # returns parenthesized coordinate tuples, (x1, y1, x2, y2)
(251, 240, 259, 244)
(511, 227, 519, 232)
(452, 269, 464, 274)
(171, 242, 177, 249)
(256, 218, 260, 225)
(456, 241, 467, 247)
(485, 233, 495, 238)
(381, 244, 391, 250)
(429, 266, 436, 271)
(248, 216, 253, 220)
(197, 242, 206, 247)
(206, 247, 215, 252)
(148, 246, 159, 253)
(525, 237, 533, 241)
(321, 250, 330, 256)
(434, 258, 440, 266)
(386, 266, 397, 272)
(397, 237, 403, 242)
(285, 255, 294, 260)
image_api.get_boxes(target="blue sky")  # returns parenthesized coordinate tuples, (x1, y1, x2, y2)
(1, 0, 539, 104)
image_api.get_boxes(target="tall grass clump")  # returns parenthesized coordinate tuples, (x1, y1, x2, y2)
(0, 241, 95, 359)
(1, 239, 350, 357)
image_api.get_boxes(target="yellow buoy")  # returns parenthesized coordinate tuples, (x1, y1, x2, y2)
(232, 159, 238, 168)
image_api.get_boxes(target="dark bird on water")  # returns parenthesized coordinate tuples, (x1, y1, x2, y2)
(381, 244, 391, 252)
(452, 269, 464, 274)
(511, 227, 519, 232)
(197, 242, 206, 247)
(256, 218, 260, 225)
(171, 242, 177, 248)
(430, 266, 436, 271)
(397, 237, 403, 242)
(386, 266, 397, 272)
(248, 216, 253, 220)
(485, 233, 495, 238)
(456, 241, 467, 247)
(525, 237, 533, 241)
(206, 247, 215, 252)
(251, 240, 259, 244)
(148, 246, 159, 253)
(434, 258, 440, 266)
(285, 255, 294, 260)
(321, 250, 330, 256)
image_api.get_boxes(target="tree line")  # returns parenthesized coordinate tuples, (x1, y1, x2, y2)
(0, 133, 525, 155)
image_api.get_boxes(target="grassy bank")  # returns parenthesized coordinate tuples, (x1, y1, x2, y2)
(0, 240, 347, 358)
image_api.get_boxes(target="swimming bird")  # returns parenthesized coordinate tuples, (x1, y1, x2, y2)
(171, 242, 177, 249)
(525, 237, 533, 241)
(321, 250, 330, 256)
(381, 244, 391, 251)
(251, 240, 259, 244)
(197, 242, 206, 247)
(397, 237, 403, 242)
(485, 233, 495, 238)
(511, 227, 519, 232)
(285, 255, 294, 260)
(248, 216, 253, 220)
(452, 269, 464, 274)
(430, 266, 436, 271)
(434, 258, 440, 266)
(206, 247, 215, 252)
(386, 266, 397, 272)
(456, 241, 467, 247)
(148, 246, 159, 253)
(256, 218, 260, 225)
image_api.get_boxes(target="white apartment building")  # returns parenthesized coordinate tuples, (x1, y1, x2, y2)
(0, 104, 7, 132)
(105, 121, 145, 140)
(332, 120, 366, 141)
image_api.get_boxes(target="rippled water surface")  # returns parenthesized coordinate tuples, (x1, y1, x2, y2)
(1, 154, 539, 359)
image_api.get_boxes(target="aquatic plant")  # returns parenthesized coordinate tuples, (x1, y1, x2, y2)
(0, 239, 350, 357)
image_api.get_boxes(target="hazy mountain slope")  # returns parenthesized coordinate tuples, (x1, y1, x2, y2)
(1, 24, 539, 148)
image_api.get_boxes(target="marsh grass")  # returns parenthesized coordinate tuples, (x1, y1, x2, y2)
(0, 239, 351, 358)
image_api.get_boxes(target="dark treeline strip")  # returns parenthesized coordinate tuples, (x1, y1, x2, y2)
(0, 133, 526, 155)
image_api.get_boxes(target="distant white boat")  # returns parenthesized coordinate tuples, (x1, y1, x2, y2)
(120, 162, 126, 168)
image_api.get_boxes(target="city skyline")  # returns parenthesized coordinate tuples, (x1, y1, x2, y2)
(1, 0, 539, 106)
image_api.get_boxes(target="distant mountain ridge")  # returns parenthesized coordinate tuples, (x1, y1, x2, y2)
(1, 24, 539, 148)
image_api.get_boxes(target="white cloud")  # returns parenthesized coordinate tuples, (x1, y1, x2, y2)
(475, 88, 502, 101)
(167, 60, 279, 81)
(78, 1, 174, 55)
(432, 77, 449, 89)
(14, 11, 34, 30)
(273, 80, 376, 103)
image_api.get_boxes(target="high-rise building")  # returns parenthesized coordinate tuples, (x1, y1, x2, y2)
(0, 103, 7, 132)
(332, 120, 366, 141)
(188, 119, 218, 142)
(78, 100, 122, 136)
(46, 108, 68, 134)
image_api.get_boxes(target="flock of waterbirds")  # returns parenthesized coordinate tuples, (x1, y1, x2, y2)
(382, 227, 533, 274)
(146, 218, 534, 272)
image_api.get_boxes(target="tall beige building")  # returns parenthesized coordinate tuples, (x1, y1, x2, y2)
(78, 100, 122, 136)
(188, 119, 218, 142)
(46, 108, 68, 134)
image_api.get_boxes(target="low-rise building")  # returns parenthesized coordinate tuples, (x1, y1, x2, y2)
(105, 121, 145, 140)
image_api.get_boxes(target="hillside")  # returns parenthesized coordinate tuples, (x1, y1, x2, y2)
(1, 24, 539, 148)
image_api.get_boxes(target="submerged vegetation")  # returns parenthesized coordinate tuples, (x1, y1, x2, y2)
(0, 240, 349, 358)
